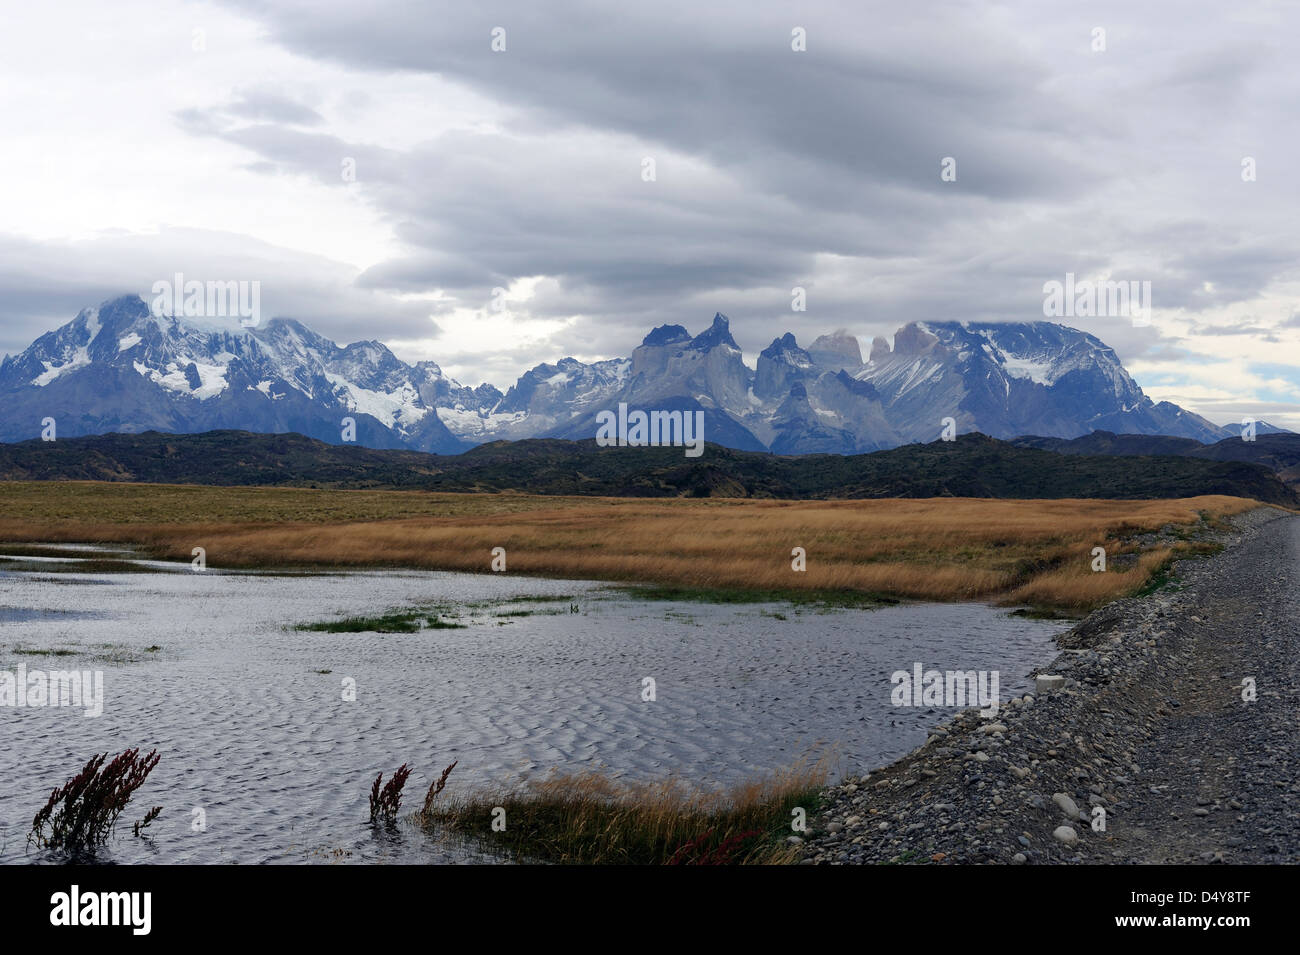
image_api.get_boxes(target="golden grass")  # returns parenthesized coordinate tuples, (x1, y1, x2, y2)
(0, 481, 1265, 611)
(421, 754, 832, 865)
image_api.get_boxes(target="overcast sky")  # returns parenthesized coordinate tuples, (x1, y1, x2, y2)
(2, 0, 1298, 428)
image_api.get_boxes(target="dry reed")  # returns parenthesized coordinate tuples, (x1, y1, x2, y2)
(422, 754, 833, 865)
(0, 483, 1265, 611)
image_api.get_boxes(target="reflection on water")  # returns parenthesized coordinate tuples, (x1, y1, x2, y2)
(0, 556, 1070, 864)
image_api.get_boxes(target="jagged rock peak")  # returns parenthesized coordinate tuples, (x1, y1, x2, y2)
(641, 324, 691, 347)
(689, 313, 739, 351)
(761, 332, 808, 359)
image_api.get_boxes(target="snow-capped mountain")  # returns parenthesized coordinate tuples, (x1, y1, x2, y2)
(858, 321, 1229, 443)
(455, 356, 631, 442)
(0, 296, 1243, 453)
(0, 295, 466, 452)
(546, 314, 768, 450)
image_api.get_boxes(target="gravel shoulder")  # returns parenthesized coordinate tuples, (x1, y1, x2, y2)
(803, 505, 1300, 864)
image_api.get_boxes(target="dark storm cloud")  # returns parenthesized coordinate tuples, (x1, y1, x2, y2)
(189, 0, 1130, 344)
(175, 111, 929, 323)
(225, 0, 1100, 202)
(189, 0, 1300, 377)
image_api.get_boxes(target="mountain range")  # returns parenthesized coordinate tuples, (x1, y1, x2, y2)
(0, 294, 1283, 453)
(1, 429, 1294, 506)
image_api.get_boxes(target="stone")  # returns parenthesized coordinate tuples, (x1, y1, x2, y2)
(1036, 675, 1066, 693)
(1052, 792, 1080, 817)
(1053, 826, 1079, 845)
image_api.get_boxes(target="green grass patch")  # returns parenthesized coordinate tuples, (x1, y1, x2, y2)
(1132, 557, 1177, 598)
(612, 585, 899, 609)
(298, 609, 469, 632)
(1009, 607, 1080, 621)
(425, 617, 468, 629)
(299, 611, 424, 633)
(496, 594, 576, 603)
(0, 557, 158, 574)
(0, 545, 138, 560)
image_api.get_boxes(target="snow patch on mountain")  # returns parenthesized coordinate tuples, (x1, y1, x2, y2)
(998, 354, 1054, 386)
(33, 348, 91, 386)
(325, 372, 428, 429)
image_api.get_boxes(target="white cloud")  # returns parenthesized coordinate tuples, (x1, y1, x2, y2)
(1, 0, 1298, 431)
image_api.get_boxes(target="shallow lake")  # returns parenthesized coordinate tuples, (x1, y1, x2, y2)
(0, 554, 1071, 863)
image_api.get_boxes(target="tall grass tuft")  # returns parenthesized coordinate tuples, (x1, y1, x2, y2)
(30, 749, 161, 854)
(421, 754, 831, 865)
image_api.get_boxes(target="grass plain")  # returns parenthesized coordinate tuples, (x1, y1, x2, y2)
(0, 481, 1266, 611)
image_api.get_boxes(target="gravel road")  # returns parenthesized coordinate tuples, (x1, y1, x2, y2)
(802, 506, 1300, 864)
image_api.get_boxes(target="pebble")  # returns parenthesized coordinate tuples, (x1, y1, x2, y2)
(1052, 793, 1080, 817)
(1053, 826, 1079, 845)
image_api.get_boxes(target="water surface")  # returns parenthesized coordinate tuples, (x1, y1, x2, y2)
(0, 555, 1070, 863)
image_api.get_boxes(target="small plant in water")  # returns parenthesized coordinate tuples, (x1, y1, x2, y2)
(421, 761, 458, 817)
(369, 763, 412, 823)
(30, 749, 162, 854)
(132, 806, 163, 837)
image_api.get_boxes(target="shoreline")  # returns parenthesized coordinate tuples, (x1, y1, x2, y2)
(801, 505, 1299, 864)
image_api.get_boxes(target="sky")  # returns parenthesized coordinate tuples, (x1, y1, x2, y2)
(1, 0, 1298, 429)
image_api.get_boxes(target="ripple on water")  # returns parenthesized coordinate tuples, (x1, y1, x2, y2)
(0, 566, 1070, 864)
